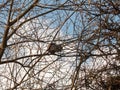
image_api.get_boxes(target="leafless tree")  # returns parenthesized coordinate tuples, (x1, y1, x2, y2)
(0, 0, 119, 90)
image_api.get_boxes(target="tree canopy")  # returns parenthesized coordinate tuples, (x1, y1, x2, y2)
(0, 0, 119, 89)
